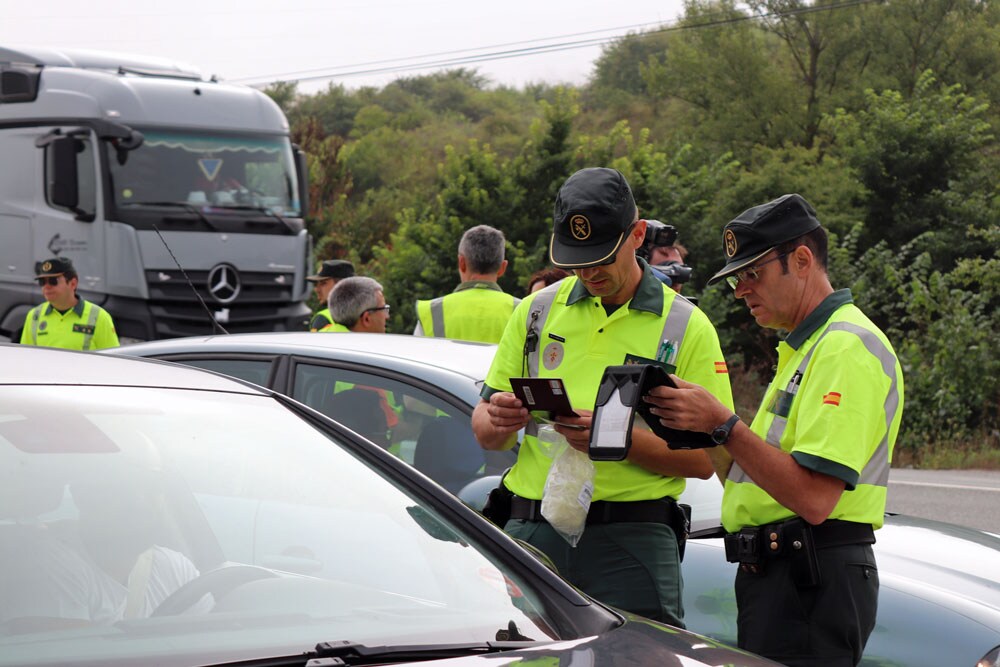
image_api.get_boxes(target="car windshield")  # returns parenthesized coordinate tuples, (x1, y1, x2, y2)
(0, 386, 577, 667)
(107, 130, 301, 217)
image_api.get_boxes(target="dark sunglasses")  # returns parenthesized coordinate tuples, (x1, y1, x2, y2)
(36, 276, 64, 287)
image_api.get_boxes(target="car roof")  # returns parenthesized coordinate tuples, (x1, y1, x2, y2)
(0, 343, 266, 393)
(113, 332, 498, 382)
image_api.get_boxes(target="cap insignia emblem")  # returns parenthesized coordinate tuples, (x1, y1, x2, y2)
(42, 261, 52, 272)
(724, 229, 738, 258)
(570, 215, 591, 240)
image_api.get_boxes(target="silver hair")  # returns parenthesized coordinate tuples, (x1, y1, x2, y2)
(328, 276, 383, 327)
(458, 225, 506, 274)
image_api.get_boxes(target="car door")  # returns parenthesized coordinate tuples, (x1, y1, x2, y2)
(287, 358, 512, 493)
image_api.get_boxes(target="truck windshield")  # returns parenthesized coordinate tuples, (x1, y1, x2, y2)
(107, 130, 301, 217)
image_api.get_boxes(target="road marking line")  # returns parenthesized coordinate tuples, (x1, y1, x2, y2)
(889, 480, 1000, 492)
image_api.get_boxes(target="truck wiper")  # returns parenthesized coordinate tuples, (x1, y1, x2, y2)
(202, 638, 541, 667)
(123, 201, 220, 231)
(211, 204, 296, 233)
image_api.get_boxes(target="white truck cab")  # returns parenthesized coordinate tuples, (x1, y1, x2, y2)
(0, 46, 312, 342)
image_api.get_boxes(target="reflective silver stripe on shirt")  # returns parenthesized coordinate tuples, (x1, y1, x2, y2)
(80, 304, 100, 351)
(658, 295, 695, 360)
(524, 283, 561, 378)
(729, 321, 900, 487)
(29, 307, 41, 344)
(429, 297, 446, 337)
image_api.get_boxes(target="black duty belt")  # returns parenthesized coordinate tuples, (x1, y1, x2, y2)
(724, 517, 875, 570)
(510, 494, 677, 525)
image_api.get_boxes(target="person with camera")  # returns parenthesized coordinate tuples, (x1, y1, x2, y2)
(638, 220, 693, 294)
(643, 194, 904, 666)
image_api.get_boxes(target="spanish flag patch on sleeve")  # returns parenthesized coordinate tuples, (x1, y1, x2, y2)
(822, 391, 842, 406)
(714, 361, 729, 374)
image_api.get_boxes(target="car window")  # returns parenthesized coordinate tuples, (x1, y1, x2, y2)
(290, 363, 495, 493)
(0, 385, 583, 666)
(170, 357, 272, 387)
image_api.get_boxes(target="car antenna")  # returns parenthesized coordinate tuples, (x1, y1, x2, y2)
(152, 223, 229, 335)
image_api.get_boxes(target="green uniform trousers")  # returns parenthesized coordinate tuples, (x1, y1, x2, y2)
(505, 518, 684, 627)
(735, 542, 878, 666)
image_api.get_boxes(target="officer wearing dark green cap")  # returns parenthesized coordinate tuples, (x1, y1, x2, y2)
(472, 167, 734, 626)
(21, 257, 119, 350)
(306, 259, 355, 332)
(645, 193, 904, 666)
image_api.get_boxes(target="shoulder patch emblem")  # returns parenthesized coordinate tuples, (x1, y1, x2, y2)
(822, 391, 842, 406)
(714, 361, 729, 374)
(570, 215, 591, 240)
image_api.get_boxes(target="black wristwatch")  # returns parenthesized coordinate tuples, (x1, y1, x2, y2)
(711, 414, 740, 445)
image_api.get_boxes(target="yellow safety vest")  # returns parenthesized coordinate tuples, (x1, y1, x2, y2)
(415, 281, 520, 344)
(722, 290, 904, 531)
(21, 300, 118, 351)
(482, 263, 734, 502)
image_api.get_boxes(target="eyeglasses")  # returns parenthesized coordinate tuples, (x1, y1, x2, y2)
(726, 253, 787, 290)
(363, 305, 390, 315)
(36, 276, 64, 287)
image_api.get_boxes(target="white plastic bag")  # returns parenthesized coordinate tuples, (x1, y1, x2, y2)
(538, 425, 595, 547)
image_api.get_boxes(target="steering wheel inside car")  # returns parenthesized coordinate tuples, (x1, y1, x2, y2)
(151, 565, 280, 617)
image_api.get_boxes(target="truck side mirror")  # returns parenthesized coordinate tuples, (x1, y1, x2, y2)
(293, 145, 309, 217)
(49, 136, 80, 210)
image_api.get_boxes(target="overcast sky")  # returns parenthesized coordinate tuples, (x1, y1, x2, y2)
(1, 0, 687, 93)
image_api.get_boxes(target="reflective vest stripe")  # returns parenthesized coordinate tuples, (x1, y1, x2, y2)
(728, 321, 899, 487)
(429, 297, 446, 338)
(658, 296, 695, 360)
(81, 304, 100, 351)
(30, 306, 41, 344)
(524, 284, 561, 378)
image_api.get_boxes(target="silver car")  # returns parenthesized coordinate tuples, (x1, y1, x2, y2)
(111, 332, 1000, 666)
(0, 343, 779, 667)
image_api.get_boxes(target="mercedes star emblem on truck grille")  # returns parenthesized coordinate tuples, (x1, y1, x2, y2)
(207, 264, 240, 304)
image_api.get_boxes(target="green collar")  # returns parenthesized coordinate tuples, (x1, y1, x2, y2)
(566, 258, 665, 315)
(44, 299, 85, 317)
(785, 289, 854, 349)
(454, 280, 503, 293)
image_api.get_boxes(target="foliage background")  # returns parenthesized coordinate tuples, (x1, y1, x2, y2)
(269, 0, 1000, 462)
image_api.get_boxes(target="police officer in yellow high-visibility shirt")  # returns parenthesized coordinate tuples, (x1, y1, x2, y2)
(306, 259, 355, 332)
(20, 257, 119, 351)
(414, 225, 520, 344)
(472, 168, 734, 627)
(645, 194, 904, 667)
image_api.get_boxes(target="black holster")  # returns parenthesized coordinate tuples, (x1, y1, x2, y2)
(481, 481, 514, 528)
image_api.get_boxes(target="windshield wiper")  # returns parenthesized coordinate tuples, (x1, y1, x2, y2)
(122, 201, 220, 231)
(204, 638, 541, 667)
(211, 204, 296, 233)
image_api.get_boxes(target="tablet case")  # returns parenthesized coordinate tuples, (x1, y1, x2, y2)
(592, 364, 717, 451)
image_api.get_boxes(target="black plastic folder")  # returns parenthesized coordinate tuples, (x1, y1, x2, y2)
(589, 364, 716, 460)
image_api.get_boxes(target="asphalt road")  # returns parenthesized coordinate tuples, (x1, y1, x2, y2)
(887, 468, 1000, 534)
